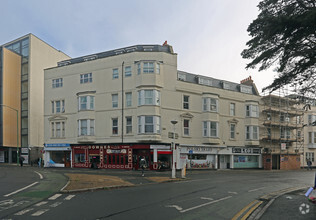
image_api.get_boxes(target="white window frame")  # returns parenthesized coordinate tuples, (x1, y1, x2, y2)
(112, 94, 118, 108)
(137, 116, 161, 134)
(125, 66, 132, 77)
(137, 90, 160, 106)
(240, 85, 252, 94)
(245, 126, 259, 140)
(156, 63, 160, 74)
(78, 119, 94, 136)
(126, 116, 132, 134)
(113, 68, 119, 79)
(202, 98, 218, 112)
(125, 92, 132, 107)
(183, 119, 190, 136)
(183, 95, 189, 109)
(78, 96, 94, 111)
(112, 118, 118, 135)
(230, 124, 236, 139)
(203, 121, 218, 137)
(52, 100, 65, 114)
(51, 121, 65, 138)
(245, 104, 259, 118)
(230, 103, 235, 116)
(52, 78, 63, 88)
(143, 62, 154, 73)
(306, 152, 315, 162)
(80, 73, 92, 84)
(137, 63, 141, 75)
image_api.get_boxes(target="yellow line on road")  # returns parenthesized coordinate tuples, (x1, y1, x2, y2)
(232, 200, 259, 220)
(241, 201, 263, 220)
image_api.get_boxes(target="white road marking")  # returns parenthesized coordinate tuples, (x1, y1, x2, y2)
(286, 196, 292, 199)
(34, 171, 43, 179)
(228, 191, 238, 194)
(31, 209, 49, 216)
(14, 208, 34, 215)
(201, 197, 214, 200)
(50, 202, 62, 208)
(35, 201, 48, 206)
(248, 187, 265, 192)
(48, 193, 62, 200)
(180, 196, 232, 213)
(166, 205, 183, 211)
(64, 195, 75, 200)
(4, 182, 38, 197)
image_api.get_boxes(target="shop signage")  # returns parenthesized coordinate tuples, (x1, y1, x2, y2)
(281, 143, 286, 150)
(232, 147, 261, 154)
(106, 149, 127, 154)
(150, 145, 170, 150)
(21, 148, 28, 154)
(187, 147, 212, 153)
(45, 143, 70, 147)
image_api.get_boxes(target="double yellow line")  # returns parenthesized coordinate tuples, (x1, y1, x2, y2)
(232, 200, 263, 220)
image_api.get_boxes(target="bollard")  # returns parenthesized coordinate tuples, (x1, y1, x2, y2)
(181, 164, 186, 179)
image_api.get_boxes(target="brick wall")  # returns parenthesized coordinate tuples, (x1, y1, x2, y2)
(280, 155, 300, 170)
(263, 154, 272, 170)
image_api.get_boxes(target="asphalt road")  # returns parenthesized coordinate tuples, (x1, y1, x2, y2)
(1, 167, 314, 220)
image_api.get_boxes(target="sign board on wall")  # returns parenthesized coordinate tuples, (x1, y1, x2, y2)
(281, 143, 286, 150)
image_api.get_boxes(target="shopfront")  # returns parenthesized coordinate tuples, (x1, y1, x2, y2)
(179, 145, 218, 169)
(44, 143, 71, 167)
(72, 145, 132, 169)
(231, 147, 262, 168)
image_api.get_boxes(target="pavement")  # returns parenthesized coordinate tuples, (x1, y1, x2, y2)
(2, 164, 316, 219)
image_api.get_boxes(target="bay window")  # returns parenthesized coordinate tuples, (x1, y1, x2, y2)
(138, 116, 160, 134)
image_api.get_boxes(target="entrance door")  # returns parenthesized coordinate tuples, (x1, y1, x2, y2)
(64, 152, 71, 167)
(133, 150, 150, 170)
(218, 155, 230, 169)
(272, 155, 280, 169)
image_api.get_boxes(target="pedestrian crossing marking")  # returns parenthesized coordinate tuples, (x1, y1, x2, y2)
(31, 209, 49, 216)
(35, 201, 48, 206)
(48, 193, 62, 200)
(14, 208, 34, 215)
(64, 195, 75, 200)
(50, 202, 62, 208)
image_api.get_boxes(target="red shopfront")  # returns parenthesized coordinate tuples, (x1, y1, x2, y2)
(72, 144, 171, 170)
(72, 145, 133, 169)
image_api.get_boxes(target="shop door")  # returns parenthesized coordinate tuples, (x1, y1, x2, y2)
(134, 150, 150, 170)
(218, 155, 230, 169)
(64, 152, 71, 168)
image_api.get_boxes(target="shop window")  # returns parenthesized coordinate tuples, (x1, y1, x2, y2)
(75, 154, 85, 163)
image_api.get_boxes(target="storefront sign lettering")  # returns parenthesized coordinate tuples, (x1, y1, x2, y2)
(232, 148, 261, 154)
(106, 149, 127, 154)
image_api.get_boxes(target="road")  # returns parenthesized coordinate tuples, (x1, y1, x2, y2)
(1, 167, 315, 220)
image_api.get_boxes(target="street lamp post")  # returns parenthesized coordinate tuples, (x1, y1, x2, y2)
(0, 104, 19, 165)
(171, 120, 178, 179)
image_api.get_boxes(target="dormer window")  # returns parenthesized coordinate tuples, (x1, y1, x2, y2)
(178, 73, 186, 81)
(240, 85, 252, 94)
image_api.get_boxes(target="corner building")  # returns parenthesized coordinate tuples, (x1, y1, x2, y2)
(44, 43, 262, 170)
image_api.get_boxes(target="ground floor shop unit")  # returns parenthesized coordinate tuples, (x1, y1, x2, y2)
(262, 153, 301, 170)
(43, 144, 71, 167)
(71, 143, 173, 170)
(178, 145, 262, 169)
(0, 146, 18, 163)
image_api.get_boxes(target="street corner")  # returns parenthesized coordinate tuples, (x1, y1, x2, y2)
(60, 173, 134, 193)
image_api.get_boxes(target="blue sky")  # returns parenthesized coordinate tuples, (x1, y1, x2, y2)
(1, 0, 276, 92)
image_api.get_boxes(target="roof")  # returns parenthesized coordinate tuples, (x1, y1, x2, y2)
(57, 44, 174, 67)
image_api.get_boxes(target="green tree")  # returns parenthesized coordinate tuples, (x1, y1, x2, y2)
(241, 0, 316, 94)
